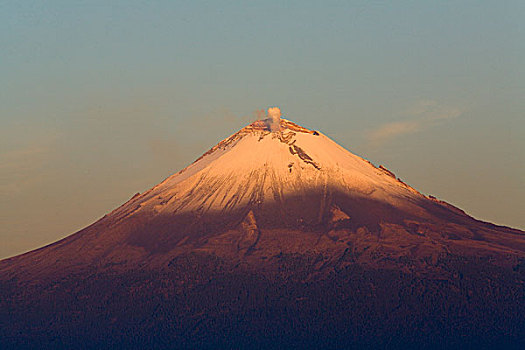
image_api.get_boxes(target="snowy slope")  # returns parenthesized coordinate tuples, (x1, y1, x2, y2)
(111, 118, 425, 221)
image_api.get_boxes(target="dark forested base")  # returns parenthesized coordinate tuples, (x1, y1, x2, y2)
(1, 254, 524, 349)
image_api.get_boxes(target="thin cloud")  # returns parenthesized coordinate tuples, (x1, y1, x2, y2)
(368, 100, 462, 146)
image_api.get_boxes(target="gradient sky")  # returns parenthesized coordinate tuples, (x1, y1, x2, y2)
(1, 1, 524, 259)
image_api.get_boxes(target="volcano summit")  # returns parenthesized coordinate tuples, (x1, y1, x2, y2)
(1, 113, 524, 348)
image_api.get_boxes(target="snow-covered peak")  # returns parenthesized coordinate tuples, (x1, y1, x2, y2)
(112, 119, 424, 219)
(229, 117, 315, 135)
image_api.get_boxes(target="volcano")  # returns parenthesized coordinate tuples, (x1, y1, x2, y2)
(1, 116, 524, 349)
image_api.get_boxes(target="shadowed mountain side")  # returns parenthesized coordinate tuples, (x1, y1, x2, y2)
(1, 252, 524, 349)
(2, 190, 523, 284)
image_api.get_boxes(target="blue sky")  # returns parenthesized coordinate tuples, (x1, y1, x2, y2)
(1, 1, 524, 258)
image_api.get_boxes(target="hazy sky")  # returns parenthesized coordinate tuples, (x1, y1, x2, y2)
(1, 1, 524, 258)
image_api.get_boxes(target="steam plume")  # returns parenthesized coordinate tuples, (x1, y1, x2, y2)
(266, 107, 281, 132)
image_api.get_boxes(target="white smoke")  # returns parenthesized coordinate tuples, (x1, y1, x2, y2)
(266, 107, 281, 132)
